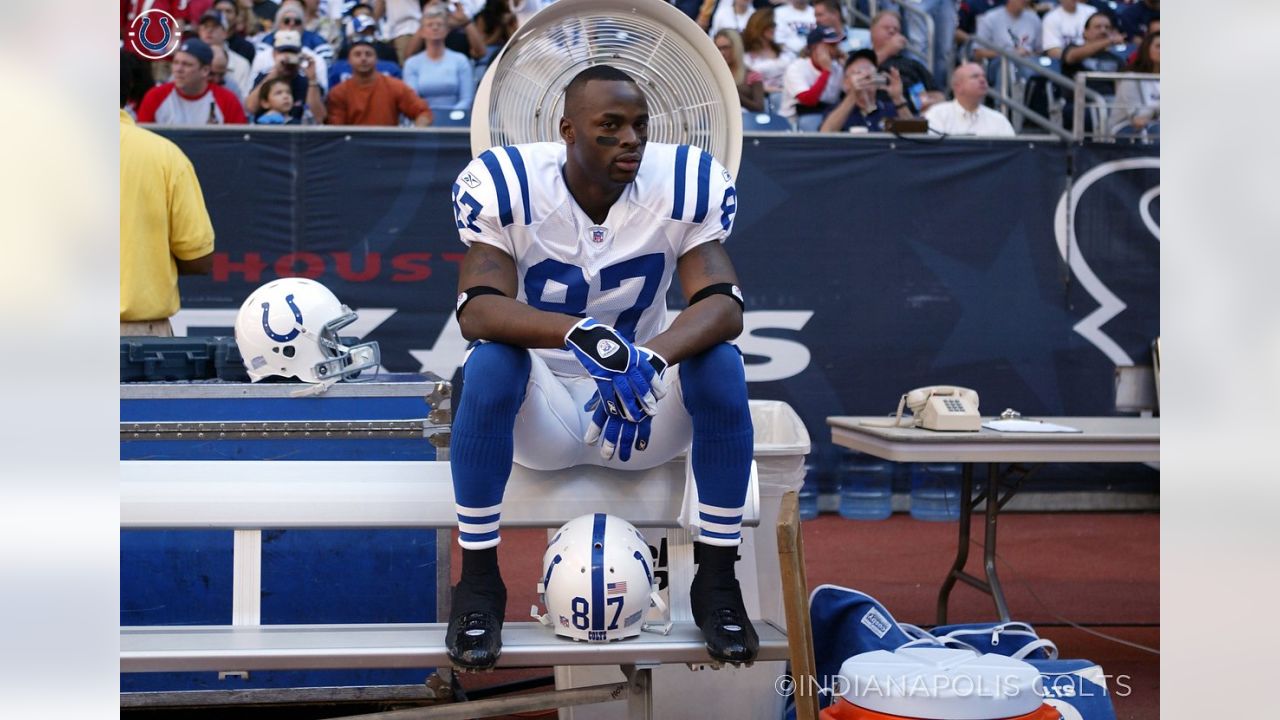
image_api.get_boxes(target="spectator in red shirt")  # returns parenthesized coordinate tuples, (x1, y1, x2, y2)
(136, 39, 249, 125)
(327, 41, 433, 126)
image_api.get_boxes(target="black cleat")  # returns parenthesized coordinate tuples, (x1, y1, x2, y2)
(690, 569, 759, 665)
(445, 571, 507, 671)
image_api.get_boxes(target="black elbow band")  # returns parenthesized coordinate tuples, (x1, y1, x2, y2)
(689, 283, 745, 311)
(456, 285, 507, 316)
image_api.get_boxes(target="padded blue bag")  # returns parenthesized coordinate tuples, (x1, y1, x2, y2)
(805, 586, 1119, 720)
(808, 584, 948, 683)
(1028, 659, 1119, 720)
(930, 621, 1059, 661)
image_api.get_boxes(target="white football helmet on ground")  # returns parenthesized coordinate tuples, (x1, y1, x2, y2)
(536, 513, 663, 643)
(234, 277, 380, 384)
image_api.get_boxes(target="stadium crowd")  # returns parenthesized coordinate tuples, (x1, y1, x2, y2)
(121, 0, 1159, 136)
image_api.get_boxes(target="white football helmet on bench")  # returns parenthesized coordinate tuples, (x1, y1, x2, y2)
(234, 277, 380, 384)
(536, 513, 663, 642)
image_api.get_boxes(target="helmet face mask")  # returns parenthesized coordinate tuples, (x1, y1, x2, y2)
(310, 308, 380, 380)
(536, 513, 662, 643)
(235, 277, 381, 383)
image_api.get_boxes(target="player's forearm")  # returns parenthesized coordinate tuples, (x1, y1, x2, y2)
(643, 298, 742, 365)
(458, 297, 580, 348)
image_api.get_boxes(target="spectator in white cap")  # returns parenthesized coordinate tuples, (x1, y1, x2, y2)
(136, 38, 249, 125)
(247, 30, 327, 124)
(258, 0, 335, 62)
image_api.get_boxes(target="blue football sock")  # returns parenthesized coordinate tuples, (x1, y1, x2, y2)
(452, 343, 530, 550)
(680, 343, 754, 547)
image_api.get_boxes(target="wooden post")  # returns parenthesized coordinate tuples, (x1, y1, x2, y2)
(777, 491, 820, 720)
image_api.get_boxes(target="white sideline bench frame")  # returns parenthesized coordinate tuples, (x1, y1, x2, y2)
(120, 458, 818, 720)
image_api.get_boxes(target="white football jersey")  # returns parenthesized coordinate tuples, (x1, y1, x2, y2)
(453, 141, 738, 375)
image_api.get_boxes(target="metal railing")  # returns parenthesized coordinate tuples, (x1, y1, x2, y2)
(984, 87, 1072, 142)
(969, 35, 1107, 141)
(1074, 71, 1159, 141)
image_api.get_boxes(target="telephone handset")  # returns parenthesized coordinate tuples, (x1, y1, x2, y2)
(863, 386, 982, 432)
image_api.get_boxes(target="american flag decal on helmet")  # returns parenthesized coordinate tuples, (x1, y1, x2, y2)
(607, 581, 627, 595)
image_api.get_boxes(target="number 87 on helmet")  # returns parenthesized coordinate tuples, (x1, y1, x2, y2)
(534, 513, 666, 642)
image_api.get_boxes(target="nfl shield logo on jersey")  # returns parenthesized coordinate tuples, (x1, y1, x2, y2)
(589, 226, 608, 245)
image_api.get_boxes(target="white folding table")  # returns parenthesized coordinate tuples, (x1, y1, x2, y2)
(825, 417, 1159, 623)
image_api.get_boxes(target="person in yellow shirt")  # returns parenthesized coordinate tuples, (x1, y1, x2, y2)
(120, 57, 215, 336)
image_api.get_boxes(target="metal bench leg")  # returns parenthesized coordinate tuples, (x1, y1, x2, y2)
(622, 663, 654, 720)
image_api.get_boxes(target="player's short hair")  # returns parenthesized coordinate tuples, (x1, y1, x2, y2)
(563, 65, 640, 113)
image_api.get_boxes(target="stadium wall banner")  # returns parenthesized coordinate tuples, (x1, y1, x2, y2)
(158, 129, 1159, 485)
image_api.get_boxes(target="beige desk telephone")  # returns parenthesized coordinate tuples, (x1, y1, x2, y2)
(863, 386, 982, 432)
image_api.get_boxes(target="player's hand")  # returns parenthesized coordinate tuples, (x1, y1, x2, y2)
(584, 395, 653, 462)
(565, 318, 658, 421)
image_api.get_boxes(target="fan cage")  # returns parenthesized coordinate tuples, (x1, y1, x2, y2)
(474, 1, 741, 174)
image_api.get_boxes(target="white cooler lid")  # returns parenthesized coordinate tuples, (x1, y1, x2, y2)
(836, 647, 1045, 720)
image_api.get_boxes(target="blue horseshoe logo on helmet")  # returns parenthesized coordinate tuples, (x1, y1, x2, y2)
(136, 16, 174, 56)
(261, 294, 304, 342)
